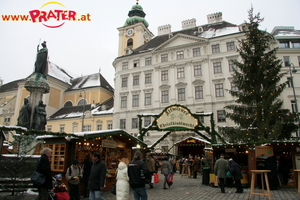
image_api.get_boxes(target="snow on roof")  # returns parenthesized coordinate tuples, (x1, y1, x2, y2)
(48, 61, 78, 85)
(51, 111, 83, 119)
(174, 136, 211, 145)
(91, 107, 113, 115)
(199, 27, 240, 38)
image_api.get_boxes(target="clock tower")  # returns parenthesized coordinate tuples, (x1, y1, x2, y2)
(117, 1, 154, 56)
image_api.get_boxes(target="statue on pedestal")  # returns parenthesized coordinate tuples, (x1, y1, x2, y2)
(34, 41, 48, 77)
(17, 98, 31, 129)
(33, 100, 47, 130)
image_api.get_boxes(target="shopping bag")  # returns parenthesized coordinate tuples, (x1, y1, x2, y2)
(167, 173, 174, 183)
(151, 175, 154, 183)
(31, 171, 46, 187)
(154, 173, 160, 183)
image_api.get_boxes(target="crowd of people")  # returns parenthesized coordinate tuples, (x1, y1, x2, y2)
(33, 148, 246, 200)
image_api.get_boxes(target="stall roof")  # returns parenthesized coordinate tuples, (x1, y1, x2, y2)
(36, 129, 148, 147)
(174, 136, 210, 146)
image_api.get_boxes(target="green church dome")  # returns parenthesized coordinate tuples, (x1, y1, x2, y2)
(124, 2, 149, 28)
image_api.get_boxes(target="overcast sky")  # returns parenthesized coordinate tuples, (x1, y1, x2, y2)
(0, 0, 299, 87)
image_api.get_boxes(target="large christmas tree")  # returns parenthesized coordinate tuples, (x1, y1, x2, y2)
(220, 8, 297, 143)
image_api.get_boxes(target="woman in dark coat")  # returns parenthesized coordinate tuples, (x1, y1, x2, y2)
(229, 158, 243, 193)
(34, 147, 53, 200)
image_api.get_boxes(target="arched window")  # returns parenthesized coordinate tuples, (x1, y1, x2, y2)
(127, 38, 133, 47)
(77, 99, 87, 106)
(64, 101, 73, 107)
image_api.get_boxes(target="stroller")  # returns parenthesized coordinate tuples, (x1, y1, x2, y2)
(49, 174, 70, 200)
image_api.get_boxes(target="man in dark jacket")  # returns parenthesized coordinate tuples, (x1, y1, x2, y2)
(88, 151, 107, 200)
(128, 151, 150, 200)
(229, 158, 243, 193)
(34, 147, 53, 200)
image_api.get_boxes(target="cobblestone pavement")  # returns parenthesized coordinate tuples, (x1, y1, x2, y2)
(1, 172, 299, 200)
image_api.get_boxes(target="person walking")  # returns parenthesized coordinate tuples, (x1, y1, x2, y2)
(192, 156, 200, 179)
(145, 153, 155, 188)
(88, 151, 107, 200)
(128, 151, 150, 200)
(229, 158, 243, 193)
(214, 154, 228, 193)
(34, 147, 53, 200)
(82, 155, 92, 198)
(161, 157, 171, 189)
(66, 160, 82, 200)
(116, 156, 130, 200)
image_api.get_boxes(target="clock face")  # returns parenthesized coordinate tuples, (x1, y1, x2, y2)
(126, 28, 134, 37)
(144, 31, 149, 40)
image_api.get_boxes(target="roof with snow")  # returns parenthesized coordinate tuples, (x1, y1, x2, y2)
(48, 97, 114, 120)
(174, 136, 211, 145)
(0, 79, 25, 93)
(67, 73, 114, 92)
(47, 61, 77, 85)
(119, 21, 240, 57)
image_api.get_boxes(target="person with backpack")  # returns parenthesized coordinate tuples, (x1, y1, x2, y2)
(66, 159, 82, 200)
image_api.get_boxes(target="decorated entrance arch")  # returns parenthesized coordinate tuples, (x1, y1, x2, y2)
(137, 104, 226, 149)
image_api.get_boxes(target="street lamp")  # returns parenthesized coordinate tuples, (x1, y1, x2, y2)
(289, 63, 299, 137)
(79, 90, 86, 132)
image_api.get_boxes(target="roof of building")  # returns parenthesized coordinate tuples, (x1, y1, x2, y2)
(121, 21, 240, 57)
(47, 61, 77, 85)
(0, 79, 25, 93)
(48, 97, 114, 120)
(67, 73, 114, 92)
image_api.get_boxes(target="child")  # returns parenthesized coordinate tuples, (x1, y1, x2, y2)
(52, 174, 70, 200)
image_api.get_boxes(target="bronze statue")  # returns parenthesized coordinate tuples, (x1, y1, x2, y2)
(34, 41, 48, 76)
(17, 98, 31, 129)
(33, 100, 47, 130)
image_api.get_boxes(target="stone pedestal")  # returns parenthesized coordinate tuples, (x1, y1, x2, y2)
(24, 73, 50, 129)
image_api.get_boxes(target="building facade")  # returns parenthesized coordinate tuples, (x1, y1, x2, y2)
(112, 3, 300, 154)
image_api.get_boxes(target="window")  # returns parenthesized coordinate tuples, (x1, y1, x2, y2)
(193, 48, 200, 57)
(177, 67, 184, 78)
(279, 42, 289, 48)
(107, 121, 113, 130)
(178, 88, 185, 101)
(283, 56, 290, 66)
(78, 99, 87, 106)
(132, 94, 139, 107)
(213, 62, 222, 73)
(226, 41, 235, 51)
(60, 125, 65, 133)
(64, 101, 72, 107)
(127, 38, 133, 46)
(292, 42, 300, 48)
(161, 70, 168, 81)
(120, 119, 126, 129)
(122, 62, 128, 70)
(212, 44, 220, 53)
(133, 60, 139, 68)
(47, 125, 52, 132)
(298, 56, 300, 66)
(133, 75, 139, 86)
(145, 57, 152, 65)
(97, 124, 102, 131)
(229, 60, 237, 71)
(215, 83, 224, 97)
(4, 117, 10, 123)
(194, 65, 202, 76)
(144, 116, 151, 127)
(72, 123, 78, 132)
(83, 125, 91, 131)
(231, 82, 238, 91)
(291, 100, 297, 113)
(161, 54, 168, 62)
(145, 93, 151, 105)
(121, 96, 127, 108)
(132, 118, 138, 129)
(217, 110, 226, 122)
(145, 73, 152, 84)
(197, 112, 204, 124)
(195, 86, 203, 99)
(161, 90, 169, 103)
(287, 77, 293, 88)
(176, 51, 184, 59)
(121, 77, 128, 87)
(161, 146, 168, 152)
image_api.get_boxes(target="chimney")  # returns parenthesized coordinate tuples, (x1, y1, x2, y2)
(207, 12, 222, 24)
(158, 24, 171, 36)
(182, 18, 196, 30)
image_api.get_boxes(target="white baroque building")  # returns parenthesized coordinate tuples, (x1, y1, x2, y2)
(112, 3, 300, 154)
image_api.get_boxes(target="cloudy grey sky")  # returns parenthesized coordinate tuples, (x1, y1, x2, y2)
(0, 0, 299, 87)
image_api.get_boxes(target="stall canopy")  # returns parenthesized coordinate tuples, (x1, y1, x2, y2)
(174, 136, 211, 146)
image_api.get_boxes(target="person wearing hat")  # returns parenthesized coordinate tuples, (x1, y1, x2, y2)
(229, 158, 243, 193)
(52, 174, 69, 200)
(66, 159, 82, 200)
